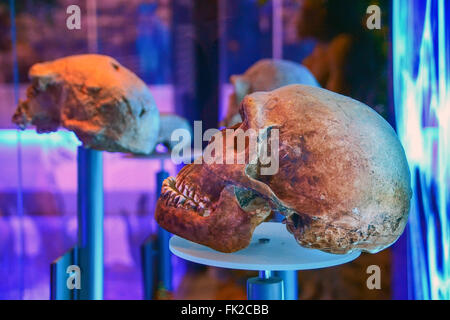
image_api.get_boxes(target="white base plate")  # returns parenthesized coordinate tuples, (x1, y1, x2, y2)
(169, 222, 361, 271)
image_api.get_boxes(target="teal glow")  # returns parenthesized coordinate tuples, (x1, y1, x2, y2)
(393, 0, 449, 299)
(0, 129, 80, 149)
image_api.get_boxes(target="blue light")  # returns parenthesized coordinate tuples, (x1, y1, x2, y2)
(393, 0, 449, 300)
(0, 129, 80, 149)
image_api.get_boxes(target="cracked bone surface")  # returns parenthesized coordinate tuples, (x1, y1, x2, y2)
(223, 59, 319, 127)
(12, 54, 160, 154)
(155, 85, 411, 254)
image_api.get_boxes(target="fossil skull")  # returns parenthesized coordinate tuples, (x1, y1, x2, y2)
(155, 85, 411, 254)
(223, 59, 319, 127)
(12, 54, 160, 154)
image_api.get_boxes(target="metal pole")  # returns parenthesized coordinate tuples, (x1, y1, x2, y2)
(141, 236, 157, 300)
(142, 158, 172, 299)
(274, 270, 298, 300)
(156, 159, 172, 292)
(50, 248, 76, 300)
(9, 0, 25, 300)
(77, 146, 104, 300)
(260, 270, 272, 279)
(247, 270, 284, 300)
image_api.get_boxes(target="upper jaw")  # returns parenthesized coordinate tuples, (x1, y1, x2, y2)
(160, 177, 212, 217)
(155, 182, 267, 253)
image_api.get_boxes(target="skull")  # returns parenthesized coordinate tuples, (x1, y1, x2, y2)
(155, 85, 411, 254)
(12, 54, 160, 154)
(222, 59, 319, 127)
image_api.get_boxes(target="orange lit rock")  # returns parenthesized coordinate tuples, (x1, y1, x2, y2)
(222, 59, 319, 127)
(12, 54, 160, 154)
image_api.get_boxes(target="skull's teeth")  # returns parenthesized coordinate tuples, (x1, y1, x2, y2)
(173, 195, 183, 205)
(161, 177, 211, 214)
(161, 186, 171, 194)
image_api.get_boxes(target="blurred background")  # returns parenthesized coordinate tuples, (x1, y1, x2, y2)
(0, 0, 448, 300)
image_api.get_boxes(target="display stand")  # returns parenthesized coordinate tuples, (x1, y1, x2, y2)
(141, 155, 172, 299)
(170, 222, 360, 300)
(137, 150, 202, 299)
(51, 146, 104, 300)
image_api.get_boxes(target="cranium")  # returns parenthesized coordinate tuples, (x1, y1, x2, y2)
(155, 85, 411, 254)
(222, 59, 319, 127)
(12, 54, 160, 154)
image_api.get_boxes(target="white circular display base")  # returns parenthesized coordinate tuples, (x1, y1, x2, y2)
(169, 222, 361, 271)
